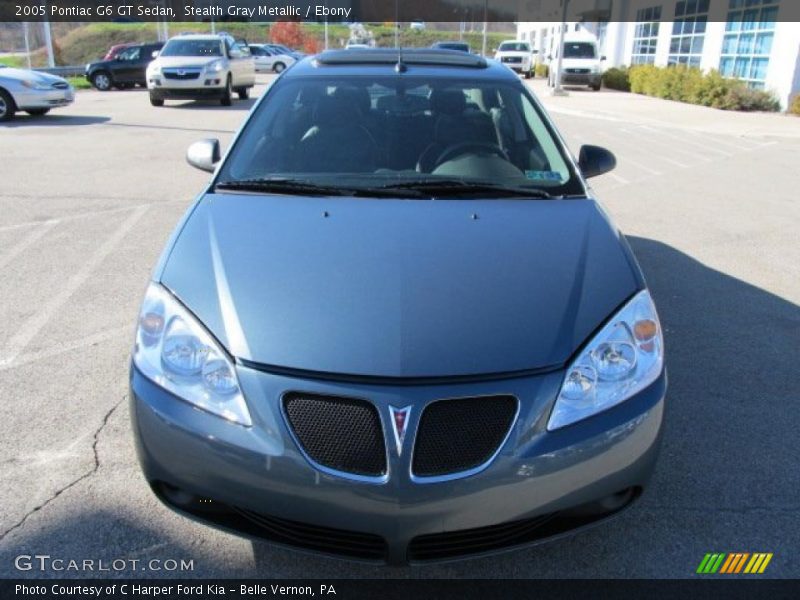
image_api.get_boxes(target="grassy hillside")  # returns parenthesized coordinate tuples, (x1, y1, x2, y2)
(13, 23, 516, 67)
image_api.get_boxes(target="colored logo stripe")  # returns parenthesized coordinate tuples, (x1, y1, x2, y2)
(697, 553, 773, 574)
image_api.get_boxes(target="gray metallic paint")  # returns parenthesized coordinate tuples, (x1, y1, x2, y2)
(160, 194, 640, 378)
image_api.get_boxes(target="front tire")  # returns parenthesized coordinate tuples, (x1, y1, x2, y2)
(591, 82, 602, 91)
(92, 71, 112, 91)
(220, 76, 233, 106)
(149, 93, 164, 107)
(0, 89, 16, 121)
(25, 108, 50, 116)
(237, 87, 249, 100)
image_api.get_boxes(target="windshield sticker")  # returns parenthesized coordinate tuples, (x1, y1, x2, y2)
(525, 170, 562, 182)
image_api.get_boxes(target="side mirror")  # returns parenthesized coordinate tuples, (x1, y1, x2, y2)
(601, 55, 607, 61)
(578, 145, 616, 179)
(547, 54, 552, 61)
(187, 139, 221, 173)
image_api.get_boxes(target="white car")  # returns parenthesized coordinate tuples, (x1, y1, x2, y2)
(146, 34, 255, 107)
(0, 64, 74, 122)
(248, 44, 296, 73)
(548, 37, 604, 91)
(494, 40, 536, 79)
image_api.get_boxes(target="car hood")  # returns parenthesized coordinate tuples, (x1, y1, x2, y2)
(560, 58, 600, 68)
(496, 51, 531, 58)
(0, 67, 67, 85)
(151, 56, 220, 69)
(160, 194, 641, 378)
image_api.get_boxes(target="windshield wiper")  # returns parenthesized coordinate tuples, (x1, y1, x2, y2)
(214, 178, 429, 199)
(215, 178, 352, 196)
(376, 179, 558, 199)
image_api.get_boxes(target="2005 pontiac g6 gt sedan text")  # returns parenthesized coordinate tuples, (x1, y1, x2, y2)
(129, 49, 666, 565)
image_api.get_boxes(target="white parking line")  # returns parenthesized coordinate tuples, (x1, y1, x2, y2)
(637, 125, 733, 157)
(618, 128, 698, 167)
(0, 324, 131, 372)
(0, 206, 148, 367)
(0, 220, 58, 270)
(0, 199, 184, 233)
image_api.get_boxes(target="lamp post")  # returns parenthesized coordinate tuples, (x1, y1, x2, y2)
(552, 0, 569, 96)
(23, 21, 32, 70)
(481, 0, 488, 57)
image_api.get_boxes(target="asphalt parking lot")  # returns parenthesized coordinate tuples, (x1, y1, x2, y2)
(1, 75, 799, 578)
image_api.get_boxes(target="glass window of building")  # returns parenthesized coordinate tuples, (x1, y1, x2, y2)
(720, 0, 780, 89)
(669, 0, 709, 67)
(632, 6, 663, 65)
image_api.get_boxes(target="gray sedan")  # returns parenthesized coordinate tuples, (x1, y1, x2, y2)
(0, 65, 74, 122)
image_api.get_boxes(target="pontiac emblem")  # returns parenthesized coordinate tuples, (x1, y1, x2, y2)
(389, 405, 412, 456)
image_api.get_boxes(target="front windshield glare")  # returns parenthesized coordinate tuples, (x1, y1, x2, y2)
(160, 40, 222, 57)
(564, 43, 597, 59)
(219, 77, 581, 195)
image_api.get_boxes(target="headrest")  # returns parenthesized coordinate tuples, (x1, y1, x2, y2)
(430, 89, 466, 115)
(333, 86, 371, 114)
(313, 94, 356, 126)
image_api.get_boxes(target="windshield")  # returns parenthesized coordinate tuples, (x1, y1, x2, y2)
(499, 42, 530, 52)
(160, 39, 222, 57)
(563, 42, 597, 59)
(218, 76, 583, 197)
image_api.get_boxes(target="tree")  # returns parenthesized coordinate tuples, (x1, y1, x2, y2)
(270, 21, 304, 48)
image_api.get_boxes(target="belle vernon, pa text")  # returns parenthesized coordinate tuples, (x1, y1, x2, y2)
(186, 4, 353, 19)
(16, 584, 338, 596)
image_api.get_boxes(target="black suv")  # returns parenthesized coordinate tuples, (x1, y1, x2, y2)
(85, 42, 164, 91)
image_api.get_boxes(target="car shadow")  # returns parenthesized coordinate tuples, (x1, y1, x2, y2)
(2, 115, 110, 127)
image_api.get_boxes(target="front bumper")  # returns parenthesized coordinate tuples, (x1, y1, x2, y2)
(560, 72, 602, 86)
(131, 363, 665, 564)
(12, 87, 74, 110)
(148, 75, 226, 99)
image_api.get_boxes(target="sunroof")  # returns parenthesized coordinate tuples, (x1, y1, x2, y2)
(314, 49, 488, 69)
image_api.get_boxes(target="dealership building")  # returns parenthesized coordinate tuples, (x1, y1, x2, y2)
(516, 0, 800, 109)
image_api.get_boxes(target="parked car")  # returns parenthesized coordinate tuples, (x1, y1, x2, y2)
(265, 44, 305, 60)
(103, 42, 135, 61)
(85, 42, 163, 91)
(345, 43, 370, 50)
(548, 36, 605, 91)
(130, 48, 666, 565)
(409, 20, 426, 31)
(146, 34, 255, 107)
(494, 40, 537, 78)
(0, 64, 74, 122)
(431, 41, 471, 53)
(248, 44, 296, 73)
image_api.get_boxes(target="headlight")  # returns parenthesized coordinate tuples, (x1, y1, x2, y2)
(148, 64, 161, 75)
(204, 59, 224, 73)
(21, 80, 50, 90)
(132, 283, 252, 426)
(547, 289, 663, 430)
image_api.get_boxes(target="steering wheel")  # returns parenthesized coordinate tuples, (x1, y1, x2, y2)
(432, 142, 510, 171)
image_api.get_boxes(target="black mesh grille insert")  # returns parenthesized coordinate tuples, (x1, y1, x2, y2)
(412, 395, 517, 477)
(407, 514, 554, 561)
(284, 393, 386, 477)
(233, 507, 388, 561)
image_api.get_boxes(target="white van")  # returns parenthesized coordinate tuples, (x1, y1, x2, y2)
(548, 37, 605, 91)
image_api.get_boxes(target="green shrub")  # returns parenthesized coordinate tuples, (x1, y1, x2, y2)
(534, 62, 548, 78)
(789, 94, 800, 116)
(627, 64, 779, 112)
(602, 67, 629, 91)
